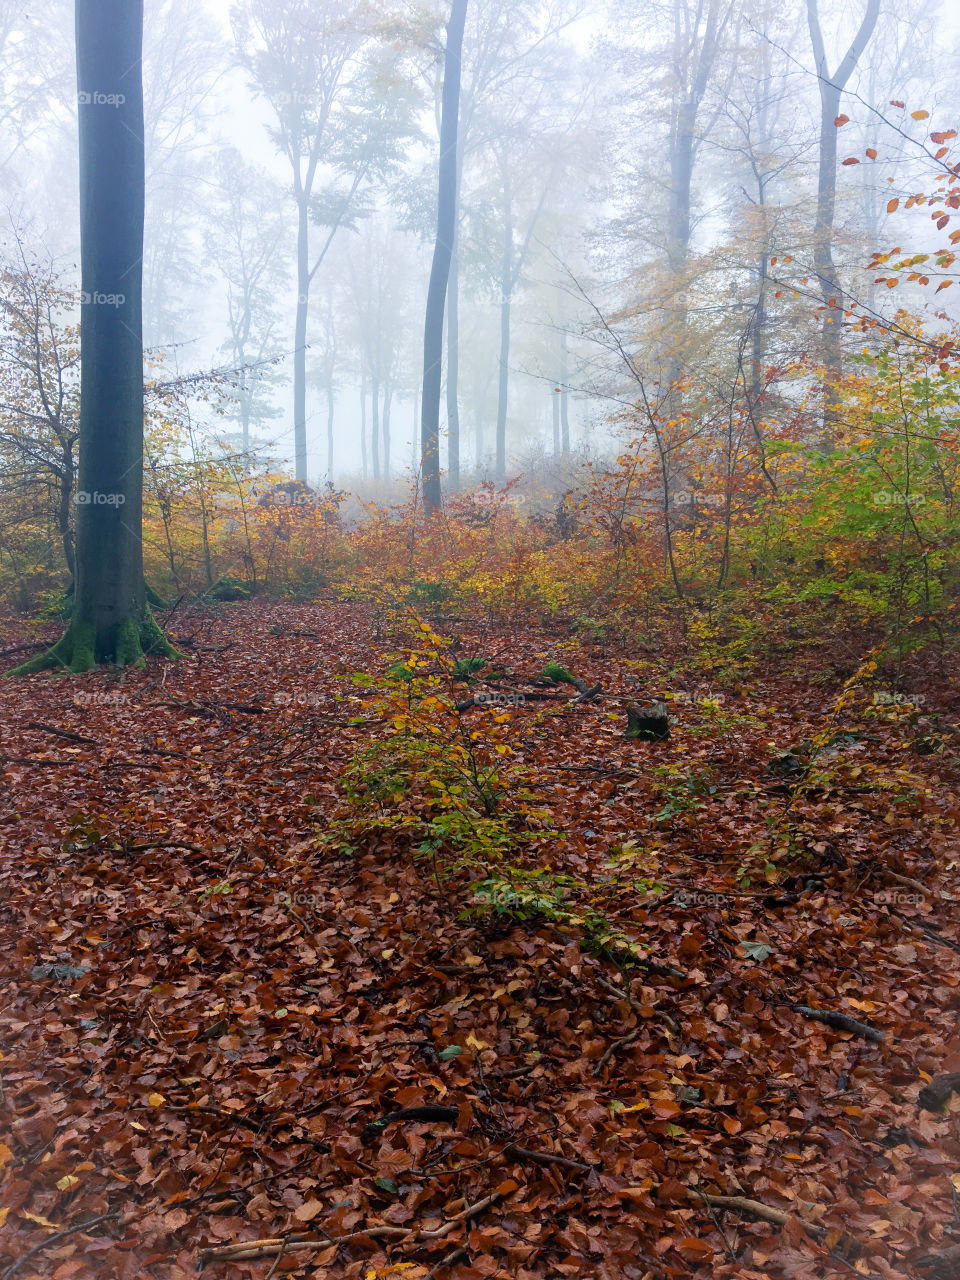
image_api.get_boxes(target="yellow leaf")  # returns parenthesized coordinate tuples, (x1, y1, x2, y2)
(147, 1092, 166, 1107)
(21, 1211, 59, 1231)
(56, 1174, 79, 1192)
(0, 1144, 12, 1172)
(465, 1031, 488, 1050)
(0, 1207, 8, 1229)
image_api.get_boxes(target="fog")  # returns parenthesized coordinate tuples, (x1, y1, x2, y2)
(1, 0, 957, 493)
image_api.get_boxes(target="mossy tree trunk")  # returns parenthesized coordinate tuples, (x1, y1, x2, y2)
(11, 0, 176, 676)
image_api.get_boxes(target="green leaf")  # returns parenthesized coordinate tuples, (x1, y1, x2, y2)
(438, 1045, 463, 1061)
(374, 1177, 399, 1195)
(741, 940, 775, 962)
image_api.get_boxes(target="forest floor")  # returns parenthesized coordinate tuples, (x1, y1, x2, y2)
(0, 599, 958, 1280)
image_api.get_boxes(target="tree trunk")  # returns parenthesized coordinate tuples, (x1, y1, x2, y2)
(560, 329, 570, 453)
(371, 373, 381, 481)
(552, 381, 560, 457)
(326, 379, 335, 480)
(294, 196, 310, 482)
(446, 239, 461, 490)
(360, 372, 368, 481)
(383, 382, 392, 481)
(13, 0, 176, 674)
(807, 0, 881, 438)
(495, 191, 513, 483)
(420, 0, 468, 514)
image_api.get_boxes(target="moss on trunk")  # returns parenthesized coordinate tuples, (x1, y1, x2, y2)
(8, 604, 180, 675)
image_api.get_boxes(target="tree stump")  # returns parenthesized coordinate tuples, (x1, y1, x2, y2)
(626, 702, 670, 741)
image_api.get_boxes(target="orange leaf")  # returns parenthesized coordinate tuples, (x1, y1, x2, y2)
(675, 1238, 716, 1259)
(842, 157, 859, 165)
(889, 100, 905, 109)
(866, 147, 877, 159)
(937, 280, 953, 292)
(834, 114, 849, 127)
(886, 197, 899, 213)
(911, 110, 930, 120)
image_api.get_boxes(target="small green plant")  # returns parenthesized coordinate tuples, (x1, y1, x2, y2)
(453, 656, 487, 680)
(651, 764, 717, 823)
(466, 870, 573, 922)
(541, 660, 576, 685)
(197, 880, 233, 903)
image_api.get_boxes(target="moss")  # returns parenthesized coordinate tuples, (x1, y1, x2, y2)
(8, 632, 75, 676)
(7, 603, 180, 676)
(145, 582, 168, 608)
(114, 617, 145, 669)
(69, 619, 97, 673)
(140, 605, 182, 659)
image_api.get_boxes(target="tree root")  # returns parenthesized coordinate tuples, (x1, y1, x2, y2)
(7, 605, 180, 675)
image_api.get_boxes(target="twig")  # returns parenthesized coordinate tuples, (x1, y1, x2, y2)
(198, 1193, 504, 1265)
(687, 1189, 826, 1237)
(0, 641, 47, 660)
(428, 1246, 468, 1276)
(0, 1213, 119, 1280)
(26, 721, 96, 744)
(503, 1143, 593, 1173)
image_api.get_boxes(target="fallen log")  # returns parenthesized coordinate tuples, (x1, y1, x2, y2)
(918, 1073, 960, 1112)
(790, 1004, 884, 1043)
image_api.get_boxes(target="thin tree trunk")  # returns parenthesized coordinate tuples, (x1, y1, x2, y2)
(495, 190, 513, 483)
(371, 374, 381, 481)
(326, 380, 335, 480)
(446, 221, 461, 490)
(383, 382, 392, 481)
(560, 329, 570, 452)
(360, 372, 367, 481)
(552, 380, 560, 457)
(294, 196, 310, 481)
(420, 0, 468, 514)
(807, 0, 880, 438)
